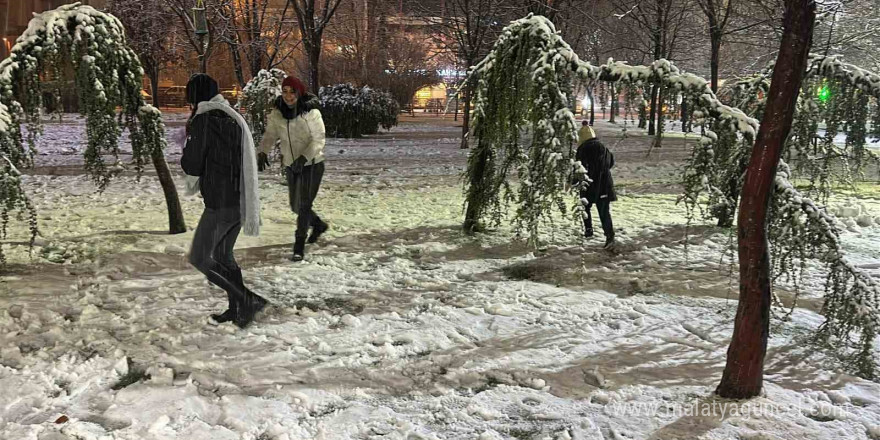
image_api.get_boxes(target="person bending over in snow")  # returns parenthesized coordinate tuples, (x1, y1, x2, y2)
(575, 122, 617, 249)
(182, 73, 267, 328)
(257, 75, 328, 262)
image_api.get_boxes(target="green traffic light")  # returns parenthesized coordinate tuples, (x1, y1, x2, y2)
(818, 84, 831, 102)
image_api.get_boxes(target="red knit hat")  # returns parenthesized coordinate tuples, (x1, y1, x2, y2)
(282, 76, 308, 96)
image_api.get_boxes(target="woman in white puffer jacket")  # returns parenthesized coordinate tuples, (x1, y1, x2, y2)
(257, 75, 328, 262)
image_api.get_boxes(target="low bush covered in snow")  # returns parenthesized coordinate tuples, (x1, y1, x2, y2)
(319, 84, 400, 138)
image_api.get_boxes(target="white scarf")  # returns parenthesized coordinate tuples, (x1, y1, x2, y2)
(186, 94, 261, 236)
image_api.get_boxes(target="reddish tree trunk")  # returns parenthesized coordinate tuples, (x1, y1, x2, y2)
(716, 0, 815, 399)
(151, 150, 187, 234)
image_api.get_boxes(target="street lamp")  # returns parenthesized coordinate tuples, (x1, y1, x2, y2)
(192, 0, 208, 35)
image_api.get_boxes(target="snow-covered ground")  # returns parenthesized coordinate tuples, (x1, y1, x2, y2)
(1, 116, 879, 439)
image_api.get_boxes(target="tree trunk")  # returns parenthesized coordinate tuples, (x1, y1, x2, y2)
(609, 82, 616, 123)
(454, 70, 461, 122)
(463, 142, 488, 232)
(655, 85, 664, 148)
(461, 82, 472, 149)
(638, 95, 647, 128)
(648, 84, 658, 135)
(149, 70, 161, 108)
(716, 175, 740, 228)
(198, 34, 208, 74)
(229, 41, 247, 88)
(681, 99, 688, 132)
(716, 0, 815, 400)
(150, 150, 187, 234)
(308, 43, 321, 94)
(588, 87, 595, 126)
(710, 31, 722, 93)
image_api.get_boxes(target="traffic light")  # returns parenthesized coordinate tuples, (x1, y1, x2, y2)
(817, 83, 831, 103)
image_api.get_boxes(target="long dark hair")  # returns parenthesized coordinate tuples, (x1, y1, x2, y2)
(186, 73, 219, 121)
(274, 92, 320, 120)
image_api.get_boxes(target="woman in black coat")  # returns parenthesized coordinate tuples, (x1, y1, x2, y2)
(575, 123, 616, 248)
(181, 73, 267, 328)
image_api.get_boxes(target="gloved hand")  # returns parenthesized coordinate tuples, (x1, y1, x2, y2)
(257, 152, 270, 172)
(288, 155, 307, 175)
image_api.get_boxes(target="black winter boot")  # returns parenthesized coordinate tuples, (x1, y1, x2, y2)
(210, 268, 242, 323)
(583, 215, 594, 239)
(292, 236, 306, 261)
(603, 236, 616, 250)
(204, 265, 268, 328)
(234, 289, 267, 328)
(308, 220, 328, 244)
(210, 294, 237, 323)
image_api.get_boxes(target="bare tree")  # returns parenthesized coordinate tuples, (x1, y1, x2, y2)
(318, 1, 440, 107)
(108, 0, 182, 106)
(381, 33, 442, 108)
(695, 0, 782, 93)
(321, 0, 394, 86)
(613, 0, 694, 139)
(814, 0, 880, 68)
(216, 0, 300, 87)
(162, 0, 226, 73)
(287, 0, 348, 93)
(696, 0, 735, 93)
(427, 0, 512, 149)
(717, 0, 815, 399)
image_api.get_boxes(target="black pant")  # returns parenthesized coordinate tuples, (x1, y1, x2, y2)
(189, 207, 246, 309)
(287, 161, 325, 239)
(583, 199, 614, 239)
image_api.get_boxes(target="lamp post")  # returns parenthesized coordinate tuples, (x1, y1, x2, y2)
(192, 0, 208, 73)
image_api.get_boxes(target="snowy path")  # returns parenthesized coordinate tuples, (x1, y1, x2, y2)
(4, 229, 880, 439)
(1, 117, 879, 439)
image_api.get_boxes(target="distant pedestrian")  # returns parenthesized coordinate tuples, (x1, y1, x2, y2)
(182, 73, 267, 328)
(575, 122, 616, 249)
(257, 75, 328, 262)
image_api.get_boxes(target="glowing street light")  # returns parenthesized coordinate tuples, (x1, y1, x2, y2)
(192, 0, 208, 35)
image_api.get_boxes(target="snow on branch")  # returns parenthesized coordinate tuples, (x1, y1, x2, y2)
(772, 161, 880, 377)
(0, 3, 168, 262)
(238, 68, 287, 147)
(0, 2, 158, 188)
(467, 14, 758, 240)
(467, 14, 879, 376)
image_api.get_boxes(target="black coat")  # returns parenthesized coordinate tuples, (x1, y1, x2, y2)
(576, 138, 617, 203)
(181, 110, 243, 209)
